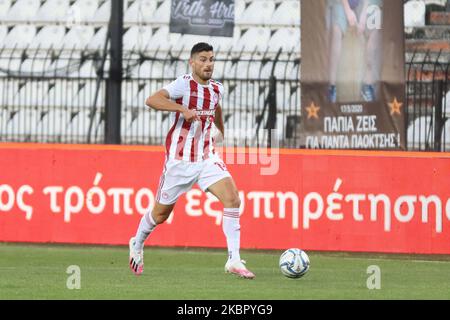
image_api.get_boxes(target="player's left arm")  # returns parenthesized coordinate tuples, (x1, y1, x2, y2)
(214, 104, 225, 138)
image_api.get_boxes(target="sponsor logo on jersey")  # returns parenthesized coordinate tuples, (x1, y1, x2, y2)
(196, 110, 216, 116)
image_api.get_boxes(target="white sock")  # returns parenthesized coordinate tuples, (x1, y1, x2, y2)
(222, 208, 241, 262)
(134, 210, 157, 252)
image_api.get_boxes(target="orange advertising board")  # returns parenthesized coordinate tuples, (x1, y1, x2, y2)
(1, 143, 449, 254)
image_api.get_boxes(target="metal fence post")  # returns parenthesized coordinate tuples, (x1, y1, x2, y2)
(105, 0, 123, 145)
(434, 80, 444, 151)
(266, 75, 277, 147)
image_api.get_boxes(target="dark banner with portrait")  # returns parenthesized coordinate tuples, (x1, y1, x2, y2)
(170, 0, 235, 37)
(300, 0, 406, 150)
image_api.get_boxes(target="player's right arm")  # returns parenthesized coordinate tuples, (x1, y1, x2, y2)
(145, 90, 199, 122)
(145, 75, 200, 122)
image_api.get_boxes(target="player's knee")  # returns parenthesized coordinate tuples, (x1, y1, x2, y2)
(226, 194, 241, 209)
(233, 197, 241, 209)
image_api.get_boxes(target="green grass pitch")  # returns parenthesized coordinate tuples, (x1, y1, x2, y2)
(0, 243, 449, 300)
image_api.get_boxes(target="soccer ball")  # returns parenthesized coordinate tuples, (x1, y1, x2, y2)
(279, 248, 310, 279)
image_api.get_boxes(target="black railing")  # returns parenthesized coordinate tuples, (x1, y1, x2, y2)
(0, 46, 301, 147)
(0, 48, 107, 144)
(405, 50, 450, 152)
(121, 47, 301, 148)
(1, 46, 449, 151)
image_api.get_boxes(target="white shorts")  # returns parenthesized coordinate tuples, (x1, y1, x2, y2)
(155, 155, 232, 205)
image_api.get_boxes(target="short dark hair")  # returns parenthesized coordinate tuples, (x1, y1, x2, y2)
(190, 42, 214, 57)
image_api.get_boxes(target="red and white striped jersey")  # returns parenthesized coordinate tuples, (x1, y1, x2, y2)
(162, 73, 224, 162)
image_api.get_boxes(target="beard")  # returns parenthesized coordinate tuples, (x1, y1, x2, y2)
(200, 71, 212, 81)
(200, 73, 212, 81)
(194, 68, 213, 81)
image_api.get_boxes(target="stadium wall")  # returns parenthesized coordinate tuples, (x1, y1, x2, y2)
(1, 143, 450, 254)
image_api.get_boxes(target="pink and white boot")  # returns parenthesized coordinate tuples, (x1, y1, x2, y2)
(129, 237, 144, 276)
(225, 259, 255, 279)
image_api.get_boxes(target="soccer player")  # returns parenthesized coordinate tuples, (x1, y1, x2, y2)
(128, 43, 255, 279)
